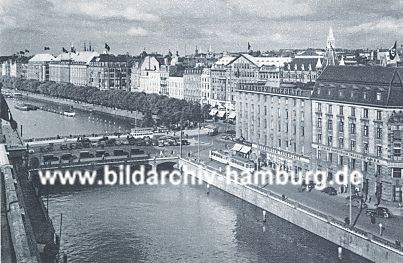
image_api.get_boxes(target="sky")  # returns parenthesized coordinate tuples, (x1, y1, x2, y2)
(0, 0, 402, 56)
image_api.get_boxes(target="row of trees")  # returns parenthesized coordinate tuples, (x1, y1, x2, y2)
(0, 76, 210, 127)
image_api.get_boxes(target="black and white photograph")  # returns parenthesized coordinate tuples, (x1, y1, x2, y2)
(0, 0, 402, 262)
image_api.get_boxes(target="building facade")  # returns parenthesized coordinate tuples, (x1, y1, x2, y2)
(200, 68, 211, 105)
(88, 54, 130, 90)
(236, 82, 313, 174)
(311, 66, 403, 202)
(183, 68, 203, 102)
(27, 54, 55, 81)
(167, 76, 184, 100)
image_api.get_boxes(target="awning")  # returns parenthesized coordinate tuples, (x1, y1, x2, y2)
(228, 112, 236, 119)
(240, 146, 251, 154)
(217, 110, 226, 118)
(209, 108, 218, 116)
(232, 143, 243, 152)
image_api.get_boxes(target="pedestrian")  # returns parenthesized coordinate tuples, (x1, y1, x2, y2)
(368, 197, 372, 203)
(344, 217, 350, 227)
(370, 215, 375, 224)
(379, 223, 383, 235)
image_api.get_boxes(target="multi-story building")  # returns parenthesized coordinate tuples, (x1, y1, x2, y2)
(200, 68, 211, 105)
(1, 56, 29, 78)
(136, 55, 169, 94)
(236, 82, 313, 174)
(167, 74, 184, 100)
(88, 54, 130, 90)
(183, 68, 203, 102)
(311, 66, 403, 202)
(211, 54, 292, 111)
(27, 54, 55, 81)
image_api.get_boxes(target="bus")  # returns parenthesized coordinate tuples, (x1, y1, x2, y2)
(229, 156, 255, 173)
(130, 127, 154, 139)
(209, 150, 255, 173)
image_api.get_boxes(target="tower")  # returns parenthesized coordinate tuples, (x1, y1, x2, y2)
(324, 27, 337, 66)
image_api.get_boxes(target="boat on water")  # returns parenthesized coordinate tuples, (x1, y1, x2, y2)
(63, 111, 76, 117)
(14, 103, 38, 111)
(13, 92, 23, 97)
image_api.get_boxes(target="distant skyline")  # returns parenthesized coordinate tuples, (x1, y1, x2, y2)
(1, 0, 402, 56)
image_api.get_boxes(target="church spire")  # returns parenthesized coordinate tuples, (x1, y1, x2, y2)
(327, 26, 335, 50)
(324, 26, 337, 66)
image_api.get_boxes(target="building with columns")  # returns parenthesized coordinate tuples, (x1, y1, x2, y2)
(236, 82, 314, 174)
(311, 66, 403, 202)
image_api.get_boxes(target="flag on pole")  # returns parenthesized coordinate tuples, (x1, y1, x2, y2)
(248, 42, 251, 50)
(25, 49, 30, 53)
(105, 43, 110, 52)
(62, 47, 68, 53)
(389, 41, 397, 60)
(44, 46, 50, 50)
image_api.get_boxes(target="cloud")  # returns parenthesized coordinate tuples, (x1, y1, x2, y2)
(345, 17, 403, 34)
(49, 0, 159, 22)
(228, 0, 313, 18)
(127, 27, 149, 36)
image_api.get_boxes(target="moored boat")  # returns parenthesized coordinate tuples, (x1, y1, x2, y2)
(63, 111, 76, 117)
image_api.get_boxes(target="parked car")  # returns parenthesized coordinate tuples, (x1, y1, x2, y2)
(366, 207, 392, 218)
(321, 186, 337, 195)
(181, 139, 190, 145)
(60, 144, 68, 150)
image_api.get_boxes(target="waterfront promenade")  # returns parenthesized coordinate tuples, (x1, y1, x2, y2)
(179, 158, 403, 263)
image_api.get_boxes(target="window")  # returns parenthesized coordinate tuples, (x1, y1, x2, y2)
(317, 103, 322, 112)
(317, 117, 322, 128)
(339, 155, 344, 165)
(376, 165, 381, 177)
(363, 108, 369, 118)
(363, 91, 367, 100)
(376, 128, 382, 139)
(364, 125, 369, 137)
(328, 136, 333, 146)
(327, 119, 333, 130)
(318, 134, 322, 144)
(328, 153, 333, 162)
(376, 146, 382, 157)
(376, 110, 382, 120)
(301, 126, 305, 136)
(339, 138, 344, 148)
(328, 105, 332, 113)
(394, 143, 402, 156)
(317, 150, 322, 159)
(393, 168, 402, 179)
(351, 158, 356, 169)
(350, 140, 356, 151)
(278, 139, 281, 147)
(339, 106, 344, 115)
(363, 143, 369, 154)
(350, 123, 356, 134)
(339, 120, 344, 132)
(351, 107, 355, 117)
(363, 161, 368, 172)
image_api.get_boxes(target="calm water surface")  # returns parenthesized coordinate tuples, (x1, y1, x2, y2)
(7, 96, 371, 263)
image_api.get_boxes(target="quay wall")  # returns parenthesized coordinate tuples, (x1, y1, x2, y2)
(1, 145, 40, 263)
(178, 158, 403, 263)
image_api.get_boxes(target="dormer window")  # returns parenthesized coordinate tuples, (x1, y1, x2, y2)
(339, 90, 344, 97)
(363, 91, 367, 100)
(317, 87, 321, 95)
(376, 92, 382, 101)
(327, 89, 331, 96)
